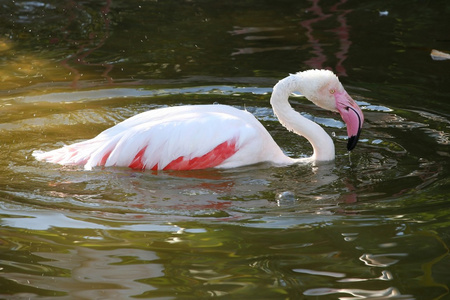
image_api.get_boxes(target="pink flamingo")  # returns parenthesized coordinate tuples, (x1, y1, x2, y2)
(33, 69, 364, 171)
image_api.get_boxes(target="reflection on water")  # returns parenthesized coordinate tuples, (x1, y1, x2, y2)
(0, 85, 448, 298)
(300, 0, 352, 76)
(2, 211, 448, 298)
(0, 247, 162, 299)
(0, 0, 450, 298)
(303, 287, 412, 299)
(58, 0, 113, 87)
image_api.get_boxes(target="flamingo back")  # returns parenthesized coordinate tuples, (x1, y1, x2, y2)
(33, 104, 285, 170)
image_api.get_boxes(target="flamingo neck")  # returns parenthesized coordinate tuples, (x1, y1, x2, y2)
(270, 74, 335, 161)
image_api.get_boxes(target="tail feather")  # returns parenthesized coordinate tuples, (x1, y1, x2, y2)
(32, 139, 107, 169)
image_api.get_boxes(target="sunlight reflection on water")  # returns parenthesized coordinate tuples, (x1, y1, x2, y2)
(0, 247, 163, 299)
(0, 0, 449, 297)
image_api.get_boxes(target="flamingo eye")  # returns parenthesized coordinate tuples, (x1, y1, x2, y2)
(329, 89, 335, 94)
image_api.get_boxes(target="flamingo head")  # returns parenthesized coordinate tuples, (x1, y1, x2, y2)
(296, 69, 364, 151)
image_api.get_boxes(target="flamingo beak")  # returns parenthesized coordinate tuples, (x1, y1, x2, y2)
(334, 90, 364, 151)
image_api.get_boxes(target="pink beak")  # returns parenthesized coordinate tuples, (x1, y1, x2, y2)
(334, 90, 364, 151)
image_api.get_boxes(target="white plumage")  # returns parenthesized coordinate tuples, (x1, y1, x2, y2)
(34, 105, 289, 170)
(33, 69, 364, 171)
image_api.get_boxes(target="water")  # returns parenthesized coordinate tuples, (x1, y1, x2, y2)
(1, 0, 449, 299)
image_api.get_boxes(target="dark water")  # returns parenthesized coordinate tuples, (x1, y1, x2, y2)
(0, 0, 449, 299)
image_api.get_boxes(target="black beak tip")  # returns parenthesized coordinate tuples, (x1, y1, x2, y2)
(347, 129, 361, 151)
(347, 136, 357, 151)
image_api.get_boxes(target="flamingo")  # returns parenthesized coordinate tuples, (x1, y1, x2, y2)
(33, 69, 364, 171)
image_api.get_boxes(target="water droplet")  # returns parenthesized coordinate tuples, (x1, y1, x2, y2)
(276, 191, 296, 206)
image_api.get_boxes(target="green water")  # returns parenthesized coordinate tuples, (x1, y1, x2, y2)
(0, 0, 449, 299)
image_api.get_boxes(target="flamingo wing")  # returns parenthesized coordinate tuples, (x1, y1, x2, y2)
(33, 105, 283, 170)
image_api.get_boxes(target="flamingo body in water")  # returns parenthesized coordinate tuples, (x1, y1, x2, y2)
(33, 69, 364, 171)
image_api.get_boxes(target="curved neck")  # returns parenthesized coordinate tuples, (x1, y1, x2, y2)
(270, 74, 335, 161)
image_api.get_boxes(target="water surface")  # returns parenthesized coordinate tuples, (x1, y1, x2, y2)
(0, 0, 449, 299)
